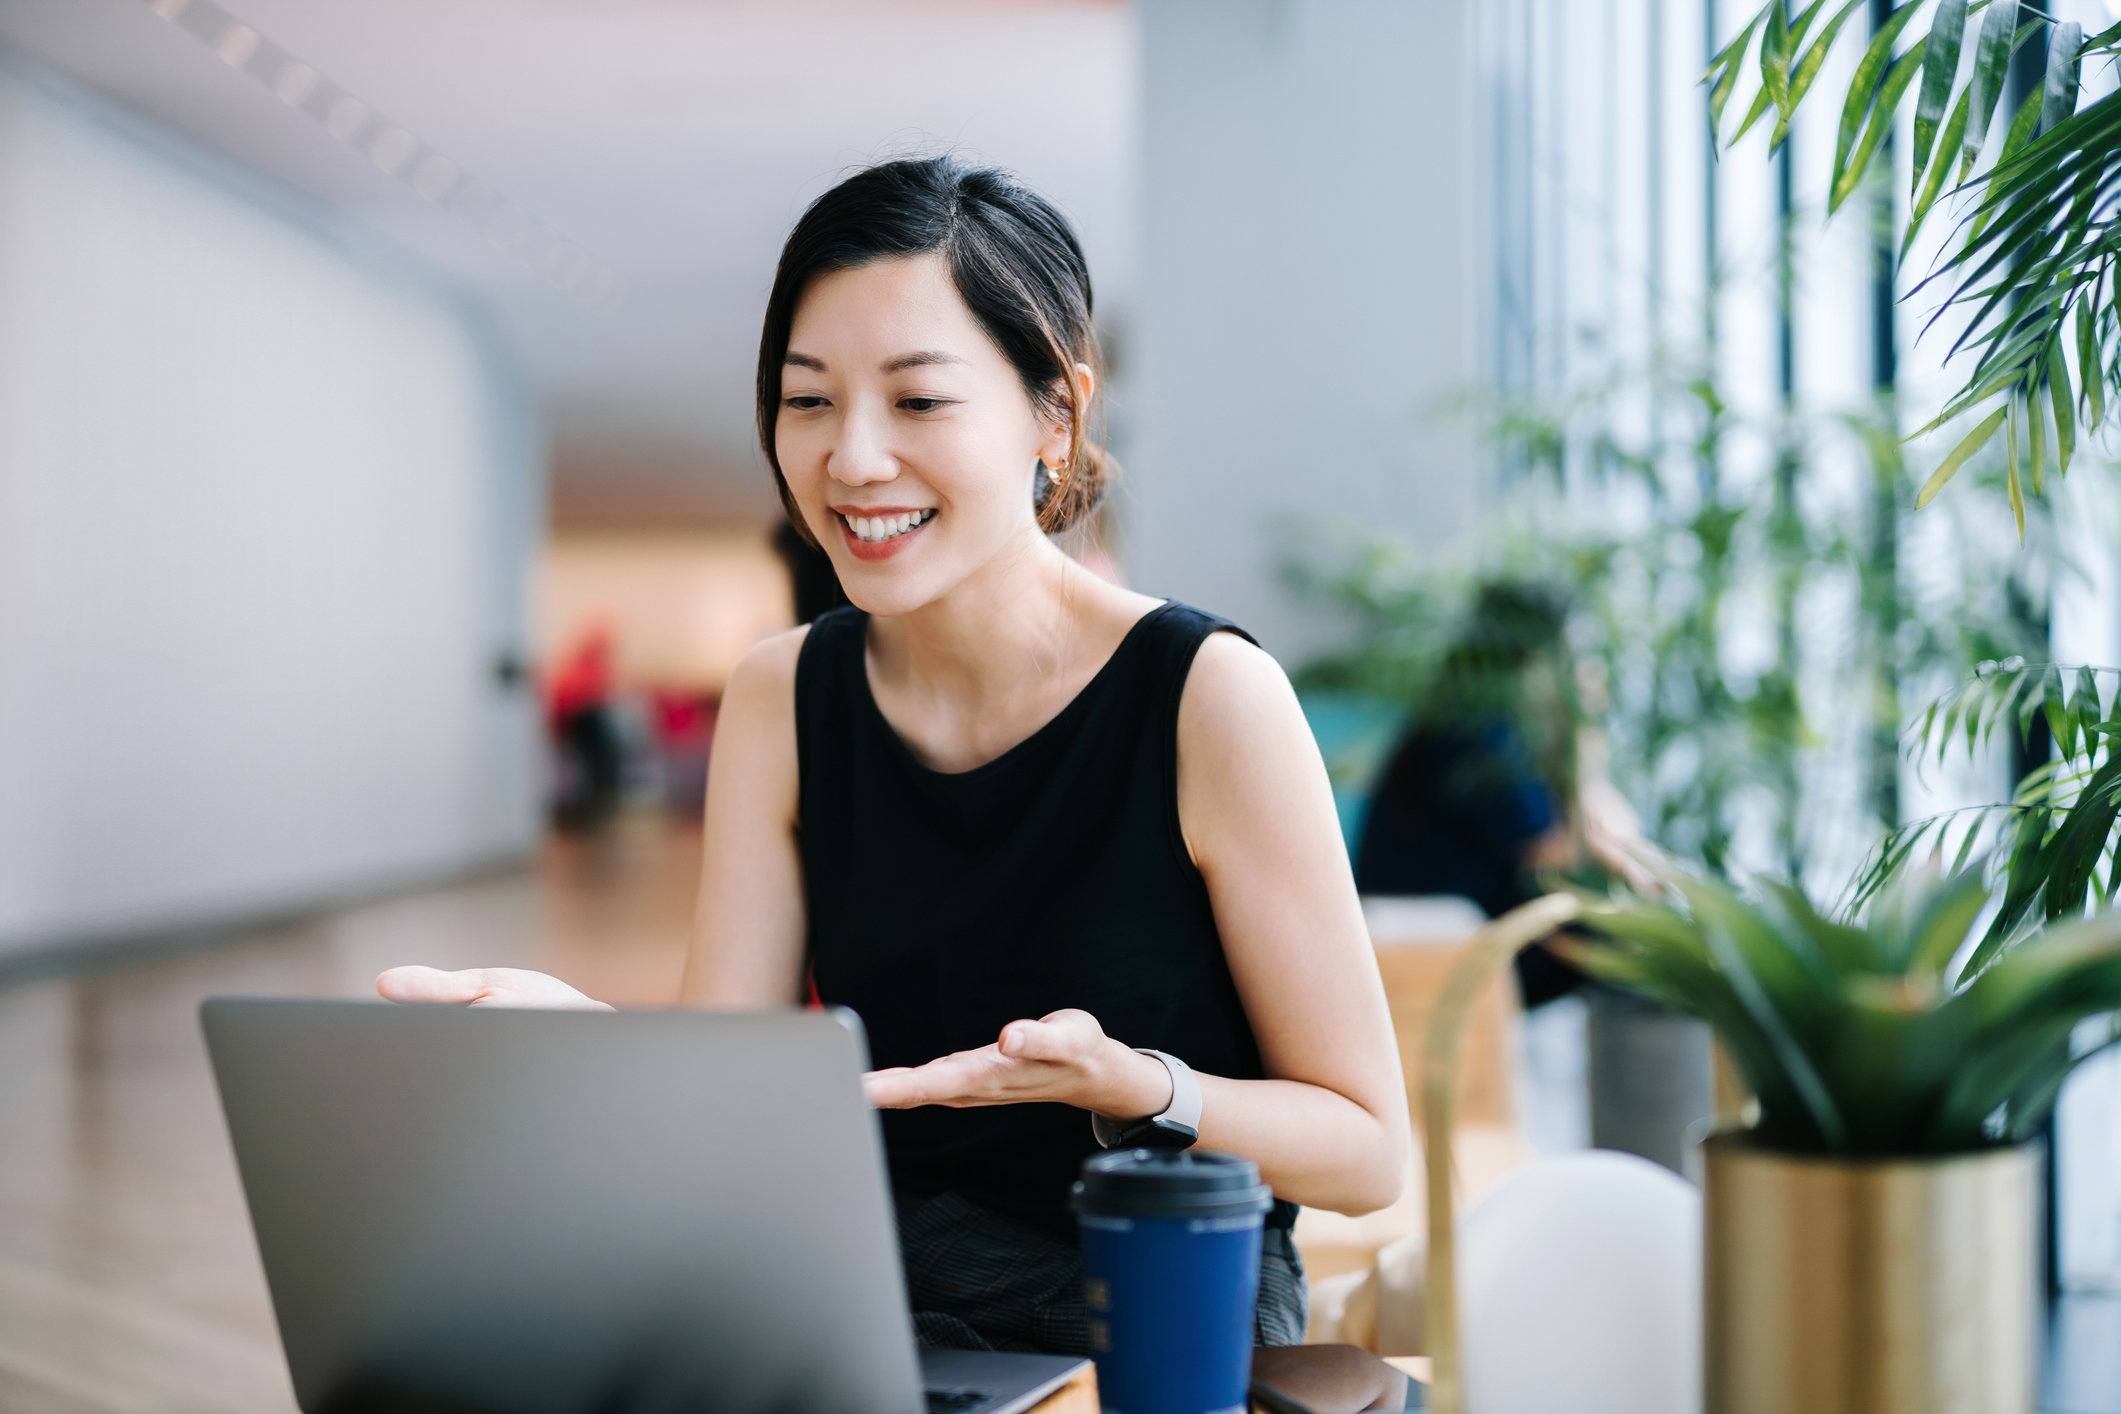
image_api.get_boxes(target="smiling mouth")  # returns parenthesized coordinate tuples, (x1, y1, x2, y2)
(842, 509, 934, 544)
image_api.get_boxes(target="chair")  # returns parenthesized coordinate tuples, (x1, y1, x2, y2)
(1294, 897, 1528, 1285)
(1422, 895, 1703, 1414)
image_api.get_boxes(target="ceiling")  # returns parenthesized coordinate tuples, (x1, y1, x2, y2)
(0, 0, 1138, 523)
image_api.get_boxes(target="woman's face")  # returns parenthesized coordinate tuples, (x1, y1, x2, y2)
(776, 253, 1069, 617)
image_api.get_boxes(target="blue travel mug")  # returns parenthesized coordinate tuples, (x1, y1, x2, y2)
(1072, 1149, 1274, 1414)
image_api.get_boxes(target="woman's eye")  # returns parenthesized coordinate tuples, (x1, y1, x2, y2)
(900, 397, 949, 413)
(783, 396, 828, 412)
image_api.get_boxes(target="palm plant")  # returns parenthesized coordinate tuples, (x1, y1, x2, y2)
(1567, 865, 2121, 1154)
(1854, 657, 2121, 961)
(1715, 2, 2121, 533)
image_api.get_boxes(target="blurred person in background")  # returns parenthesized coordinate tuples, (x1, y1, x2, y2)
(652, 688, 719, 818)
(1353, 581, 1647, 1008)
(380, 156, 1408, 1355)
(547, 620, 624, 827)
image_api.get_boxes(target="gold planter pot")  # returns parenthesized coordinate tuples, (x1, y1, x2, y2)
(1703, 1135, 2038, 1414)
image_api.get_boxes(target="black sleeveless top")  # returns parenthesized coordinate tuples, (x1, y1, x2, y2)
(795, 601, 1296, 1237)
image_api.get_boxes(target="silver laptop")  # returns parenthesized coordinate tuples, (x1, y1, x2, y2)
(201, 998, 1088, 1414)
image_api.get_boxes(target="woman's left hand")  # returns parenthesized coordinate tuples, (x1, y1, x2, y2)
(863, 1008, 1172, 1119)
(376, 965, 614, 1010)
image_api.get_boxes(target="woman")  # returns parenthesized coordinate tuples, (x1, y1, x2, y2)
(380, 157, 1407, 1354)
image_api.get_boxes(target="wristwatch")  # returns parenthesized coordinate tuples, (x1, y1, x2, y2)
(1091, 1048, 1201, 1150)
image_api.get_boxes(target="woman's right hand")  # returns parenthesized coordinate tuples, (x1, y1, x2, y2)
(375, 966, 614, 1011)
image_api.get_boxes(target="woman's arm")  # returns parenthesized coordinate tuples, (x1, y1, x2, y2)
(679, 627, 809, 1007)
(1166, 631, 1409, 1213)
(376, 628, 811, 1011)
(863, 631, 1409, 1217)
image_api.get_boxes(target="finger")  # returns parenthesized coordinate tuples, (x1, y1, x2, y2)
(866, 1049, 1005, 1108)
(376, 966, 488, 1005)
(862, 1067, 927, 1109)
(1002, 1007, 1106, 1062)
(997, 1018, 1077, 1063)
(864, 1063, 971, 1108)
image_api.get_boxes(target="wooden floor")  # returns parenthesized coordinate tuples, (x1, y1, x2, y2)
(0, 815, 702, 1414)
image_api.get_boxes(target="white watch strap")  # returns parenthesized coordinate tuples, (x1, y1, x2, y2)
(1091, 1048, 1201, 1148)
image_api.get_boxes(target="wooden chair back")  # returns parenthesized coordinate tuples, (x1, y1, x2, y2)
(1418, 893, 1581, 1414)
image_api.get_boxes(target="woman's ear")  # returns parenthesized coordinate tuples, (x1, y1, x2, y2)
(1037, 362, 1097, 470)
(1037, 416, 1072, 472)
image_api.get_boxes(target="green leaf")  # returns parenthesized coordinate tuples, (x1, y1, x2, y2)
(1912, 0, 1970, 184)
(1962, 0, 2018, 177)
(2008, 394, 2025, 542)
(2031, 367, 2049, 494)
(1786, 0, 1829, 50)
(1833, 37, 1930, 213)
(2046, 661, 2075, 759)
(2051, 339, 2076, 474)
(1761, 1, 1832, 131)
(1970, 87, 2049, 242)
(1709, 7, 1773, 135)
(1762, 879, 1873, 974)
(1732, 81, 1782, 146)
(1906, 86, 1973, 258)
(1902, 869, 1993, 976)
(2078, 287, 2105, 428)
(2042, 21, 2084, 135)
(1763, 0, 1797, 121)
(1833, 4, 1930, 203)
(2076, 665, 2104, 759)
(2003, 77, 2049, 156)
(1687, 889, 1849, 1150)
(1775, 0, 1868, 149)
(1915, 404, 2008, 507)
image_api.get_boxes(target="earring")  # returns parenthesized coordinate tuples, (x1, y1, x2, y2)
(1033, 458, 1065, 508)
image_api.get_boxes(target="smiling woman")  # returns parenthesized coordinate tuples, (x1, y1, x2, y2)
(378, 156, 1409, 1356)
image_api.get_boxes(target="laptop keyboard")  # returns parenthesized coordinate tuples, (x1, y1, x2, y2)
(924, 1386, 997, 1414)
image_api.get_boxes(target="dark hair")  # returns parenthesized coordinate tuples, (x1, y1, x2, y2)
(756, 156, 1111, 542)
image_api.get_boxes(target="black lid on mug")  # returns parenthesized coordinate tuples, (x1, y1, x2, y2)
(1070, 1149, 1274, 1219)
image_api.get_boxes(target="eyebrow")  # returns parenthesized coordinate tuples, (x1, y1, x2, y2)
(781, 349, 969, 375)
(881, 350, 967, 373)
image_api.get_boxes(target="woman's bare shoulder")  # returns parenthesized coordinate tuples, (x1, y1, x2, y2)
(721, 624, 811, 709)
(1182, 626, 1299, 736)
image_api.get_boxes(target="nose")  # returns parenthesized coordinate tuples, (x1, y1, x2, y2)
(828, 400, 898, 488)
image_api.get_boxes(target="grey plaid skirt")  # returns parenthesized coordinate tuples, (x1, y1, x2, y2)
(894, 1191, 1307, 1355)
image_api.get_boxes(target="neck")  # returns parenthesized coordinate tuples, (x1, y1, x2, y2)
(866, 522, 1095, 704)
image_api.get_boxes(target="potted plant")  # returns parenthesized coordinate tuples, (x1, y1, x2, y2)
(1564, 866, 2121, 1414)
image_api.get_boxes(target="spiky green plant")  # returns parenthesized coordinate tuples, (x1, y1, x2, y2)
(1852, 658, 2121, 965)
(1565, 867, 2121, 1155)
(1711, 4, 2121, 533)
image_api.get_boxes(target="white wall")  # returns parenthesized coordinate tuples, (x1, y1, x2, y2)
(1126, 0, 1479, 661)
(0, 56, 539, 957)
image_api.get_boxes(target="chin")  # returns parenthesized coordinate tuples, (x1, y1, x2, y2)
(838, 570, 948, 619)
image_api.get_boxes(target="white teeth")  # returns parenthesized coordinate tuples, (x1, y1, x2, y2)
(844, 510, 931, 543)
